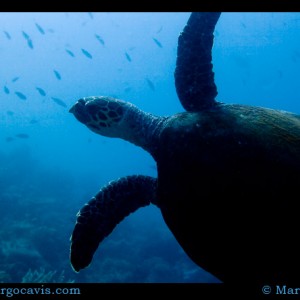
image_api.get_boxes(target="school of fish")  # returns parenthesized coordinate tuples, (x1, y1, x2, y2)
(2, 13, 164, 142)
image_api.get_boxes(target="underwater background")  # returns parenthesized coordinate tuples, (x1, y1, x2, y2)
(0, 12, 300, 283)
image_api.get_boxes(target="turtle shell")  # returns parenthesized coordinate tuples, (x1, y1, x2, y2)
(155, 103, 300, 283)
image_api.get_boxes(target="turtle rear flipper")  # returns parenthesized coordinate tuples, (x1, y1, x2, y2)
(70, 175, 157, 272)
(175, 12, 221, 111)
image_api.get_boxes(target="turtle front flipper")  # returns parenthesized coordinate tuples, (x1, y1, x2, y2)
(175, 12, 221, 111)
(70, 175, 157, 272)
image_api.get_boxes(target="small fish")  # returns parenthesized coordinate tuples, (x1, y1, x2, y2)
(156, 26, 163, 34)
(95, 34, 105, 46)
(7, 111, 14, 116)
(88, 12, 94, 19)
(65, 49, 75, 57)
(146, 78, 155, 91)
(4, 86, 10, 94)
(35, 22, 45, 34)
(152, 37, 162, 48)
(81, 48, 93, 59)
(125, 52, 131, 62)
(22, 31, 30, 40)
(11, 76, 20, 82)
(15, 91, 27, 100)
(27, 39, 34, 49)
(47, 28, 55, 33)
(6, 137, 14, 142)
(240, 22, 247, 29)
(53, 70, 61, 80)
(29, 119, 38, 124)
(51, 97, 67, 108)
(15, 133, 29, 139)
(36, 87, 46, 96)
(124, 87, 132, 93)
(3, 31, 11, 40)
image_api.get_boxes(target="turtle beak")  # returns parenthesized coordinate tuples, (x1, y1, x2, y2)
(69, 99, 91, 124)
(69, 104, 76, 114)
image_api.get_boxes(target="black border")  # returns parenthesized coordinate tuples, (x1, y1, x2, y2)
(0, 283, 228, 299)
(1, 8, 299, 299)
(0, 283, 279, 298)
(1, 1, 299, 13)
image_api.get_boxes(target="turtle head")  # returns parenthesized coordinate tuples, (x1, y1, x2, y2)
(69, 96, 132, 138)
(70, 96, 165, 154)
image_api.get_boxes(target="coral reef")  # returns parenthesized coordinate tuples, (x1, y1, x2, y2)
(21, 268, 74, 283)
(0, 146, 218, 283)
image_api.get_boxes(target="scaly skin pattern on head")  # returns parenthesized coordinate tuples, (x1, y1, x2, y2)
(69, 96, 168, 157)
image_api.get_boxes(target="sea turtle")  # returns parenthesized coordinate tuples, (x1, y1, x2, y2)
(69, 12, 300, 283)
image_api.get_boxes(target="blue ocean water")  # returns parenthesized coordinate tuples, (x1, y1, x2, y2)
(0, 12, 300, 283)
